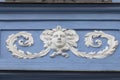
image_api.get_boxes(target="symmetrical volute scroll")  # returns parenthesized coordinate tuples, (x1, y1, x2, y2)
(6, 26, 118, 59)
(70, 31, 119, 59)
(6, 32, 50, 59)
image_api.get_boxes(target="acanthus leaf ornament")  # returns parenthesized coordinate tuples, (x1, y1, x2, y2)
(6, 31, 50, 59)
(70, 31, 119, 59)
(6, 26, 119, 59)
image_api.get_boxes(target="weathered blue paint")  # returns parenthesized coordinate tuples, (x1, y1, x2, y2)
(0, 3, 120, 71)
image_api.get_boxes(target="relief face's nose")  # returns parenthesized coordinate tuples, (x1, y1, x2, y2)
(58, 35, 61, 40)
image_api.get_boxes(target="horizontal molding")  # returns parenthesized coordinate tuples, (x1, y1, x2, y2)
(0, 14, 120, 21)
(0, 71, 120, 80)
(0, 3, 120, 13)
(0, 21, 120, 29)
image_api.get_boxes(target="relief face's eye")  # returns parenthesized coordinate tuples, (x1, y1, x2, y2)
(60, 35, 65, 38)
(53, 35, 58, 38)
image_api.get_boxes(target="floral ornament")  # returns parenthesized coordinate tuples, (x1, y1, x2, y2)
(6, 32, 50, 59)
(70, 31, 118, 59)
(6, 26, 118, 59)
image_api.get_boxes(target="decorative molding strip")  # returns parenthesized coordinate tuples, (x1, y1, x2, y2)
(5, 0, 112, 3)
(6, 25, 118, 59)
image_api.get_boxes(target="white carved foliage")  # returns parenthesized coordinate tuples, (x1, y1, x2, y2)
(6, 26, 119, 59)
(70, 31, 118, 59)
(6, 31, 50, 59)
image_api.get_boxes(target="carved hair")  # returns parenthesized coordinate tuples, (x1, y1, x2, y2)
(40, 25, 79, 50)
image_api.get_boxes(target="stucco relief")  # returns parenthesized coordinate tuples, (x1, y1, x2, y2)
(6, 26, 118, 59)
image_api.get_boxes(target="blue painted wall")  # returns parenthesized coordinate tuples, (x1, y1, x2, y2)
(0, 3, 120, 71)
(0, 0, 4, 2)
(113, 0, 120, 2)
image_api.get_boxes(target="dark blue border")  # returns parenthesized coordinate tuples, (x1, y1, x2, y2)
(0, 71, 120, 80)
(0, 3, 120, 13)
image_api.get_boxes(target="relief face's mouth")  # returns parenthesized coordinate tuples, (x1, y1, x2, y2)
(57, 40, 62, 43)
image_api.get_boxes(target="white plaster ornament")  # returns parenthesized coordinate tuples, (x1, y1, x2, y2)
(6, 26, 118, 59)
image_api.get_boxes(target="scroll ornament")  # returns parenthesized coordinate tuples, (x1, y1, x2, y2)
(6, 26, 118, 59)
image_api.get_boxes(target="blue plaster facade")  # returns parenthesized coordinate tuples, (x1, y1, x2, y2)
(0, 3, 119, 72)
(0, 2, 120, 80)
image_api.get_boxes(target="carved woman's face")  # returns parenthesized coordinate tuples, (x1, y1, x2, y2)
(52, 31, 66, 48)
